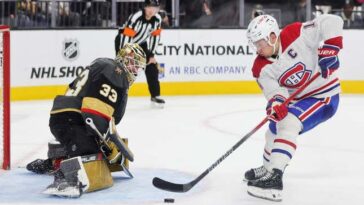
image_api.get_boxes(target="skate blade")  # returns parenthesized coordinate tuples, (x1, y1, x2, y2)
(42, 187, 57, 195)
(43, 186, 81, 198)
(243, 178, 260, 183)
(151, 102, 164, 109)
(247, 186, 282, 202)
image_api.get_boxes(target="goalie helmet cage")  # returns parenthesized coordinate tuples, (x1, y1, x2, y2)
(0, 25, 10, 170)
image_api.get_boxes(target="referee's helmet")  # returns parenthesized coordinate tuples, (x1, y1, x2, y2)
(145, 0, 160, 7)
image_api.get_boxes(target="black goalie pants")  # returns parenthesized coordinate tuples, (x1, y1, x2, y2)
(49, 112, 100, 158)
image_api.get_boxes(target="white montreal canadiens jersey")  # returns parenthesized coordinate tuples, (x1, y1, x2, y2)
(252, 14, 344, 101)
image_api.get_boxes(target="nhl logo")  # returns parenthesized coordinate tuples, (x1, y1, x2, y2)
(63, 39, 79, 61)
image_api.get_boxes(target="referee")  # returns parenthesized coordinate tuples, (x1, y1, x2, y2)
(115, 0, 165, 107)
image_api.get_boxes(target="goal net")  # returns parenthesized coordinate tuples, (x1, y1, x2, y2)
(0, 25, 10, 170)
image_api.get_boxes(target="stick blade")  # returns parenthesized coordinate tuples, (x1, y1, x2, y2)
(152, 177, 191, 193)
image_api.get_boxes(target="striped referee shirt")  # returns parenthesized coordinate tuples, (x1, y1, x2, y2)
(118, 10, 162, 57)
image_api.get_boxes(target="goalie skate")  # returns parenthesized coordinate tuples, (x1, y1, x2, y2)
(43, 157, 88, 198)
(43, 170, 83, 198)
(26, 159, 54, 174)
(247, 168, 283, 202)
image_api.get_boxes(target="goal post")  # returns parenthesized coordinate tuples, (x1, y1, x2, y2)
(0, 25, 10, 170)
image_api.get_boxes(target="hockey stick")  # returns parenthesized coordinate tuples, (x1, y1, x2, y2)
(86, 118, 134, 178)
(109, 119, 135, 162)
(152, 72, 321, 193)
(85, 118, 111, 150)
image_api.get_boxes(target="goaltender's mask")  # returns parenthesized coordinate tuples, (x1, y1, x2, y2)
(116, 43, 146, 86)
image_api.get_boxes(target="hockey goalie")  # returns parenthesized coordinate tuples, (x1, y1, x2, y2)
(26, 43, 146, 198)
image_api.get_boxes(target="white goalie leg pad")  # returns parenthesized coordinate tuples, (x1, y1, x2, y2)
(63, 157, 90, 192)
(46, 184, 82, 198)
(247, 185, 282, 202)
(42, 173, 62, 196)
(44, 157, 89, 198)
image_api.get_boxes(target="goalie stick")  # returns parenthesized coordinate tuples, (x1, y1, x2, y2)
(85, 118, 134, 178)
(152, 72, 321, 193)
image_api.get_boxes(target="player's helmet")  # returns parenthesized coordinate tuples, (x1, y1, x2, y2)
(246, 15, 280, 50)
(144, 0, 160, 7)
(116, 43, 146, 85)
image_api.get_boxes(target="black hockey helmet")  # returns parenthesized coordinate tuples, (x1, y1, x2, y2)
(144, 0, 160, 7)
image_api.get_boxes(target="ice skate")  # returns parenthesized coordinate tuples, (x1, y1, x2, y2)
(151, 96, 165, 108)
(247, 168, 283, 202)
(26, 159, 54, 174)
(244, 165, 268, 182)
(42, 169, 81, 197)
(43, 157, 88, 198)
(43, 171, 83, 198)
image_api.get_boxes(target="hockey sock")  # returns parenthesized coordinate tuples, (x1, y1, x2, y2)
(268, 113, 302, 171)
(263, 129, 275, 168)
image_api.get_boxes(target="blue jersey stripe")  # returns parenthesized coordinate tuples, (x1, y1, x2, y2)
(271, 149, 292, 159)
(263, 155, 270, 162)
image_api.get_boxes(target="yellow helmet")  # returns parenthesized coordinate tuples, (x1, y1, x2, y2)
(116, 43, 147, 85)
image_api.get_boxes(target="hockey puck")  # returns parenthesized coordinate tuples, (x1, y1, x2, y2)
(164, 198, 175, 203)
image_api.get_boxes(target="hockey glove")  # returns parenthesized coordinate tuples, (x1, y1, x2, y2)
(318, 44, 340, 79)
(266, 95, 288, 121)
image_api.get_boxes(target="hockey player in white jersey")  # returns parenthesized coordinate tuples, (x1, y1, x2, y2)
(245, 14, 343, 201)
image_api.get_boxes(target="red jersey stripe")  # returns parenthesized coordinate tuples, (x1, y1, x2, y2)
(81, 108, 111, 121)
(274, 139, 297, 150)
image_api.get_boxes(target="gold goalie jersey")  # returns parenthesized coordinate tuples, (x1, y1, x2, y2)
(51, 57, 129, 124)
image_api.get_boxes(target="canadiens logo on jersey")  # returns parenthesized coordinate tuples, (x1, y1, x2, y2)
(279, 62, 312, 88)
(63, 39, 79, 61)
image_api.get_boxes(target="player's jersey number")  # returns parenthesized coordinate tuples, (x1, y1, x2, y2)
(65, 69, 90, 96)
(100, 84, 118, 103)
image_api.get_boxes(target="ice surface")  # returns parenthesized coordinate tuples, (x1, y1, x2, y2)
(1, 95, 364, 205)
